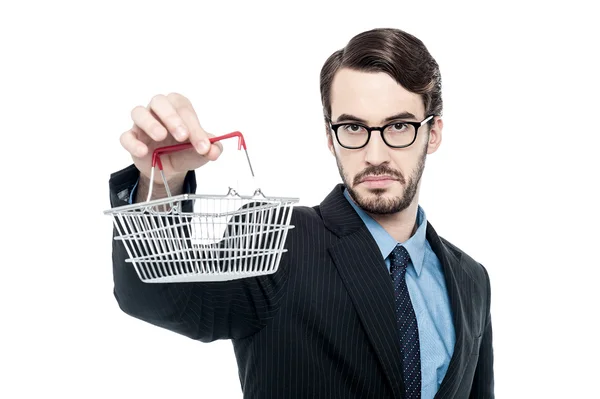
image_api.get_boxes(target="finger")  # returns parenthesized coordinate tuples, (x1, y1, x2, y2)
(202, 136, 224, 161)
(173, 98, 212, 155)
(120, 127, 147, 157)
(131, 105, 168, 142)
(149, 94, 189, 142)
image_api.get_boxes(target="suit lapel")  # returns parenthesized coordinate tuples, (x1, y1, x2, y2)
(322, 184, 405, 397)
(426, 223, 477, 398)
(329, 231, 405, 397)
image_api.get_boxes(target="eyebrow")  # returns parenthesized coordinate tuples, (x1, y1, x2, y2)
(334, 112, 418, 124)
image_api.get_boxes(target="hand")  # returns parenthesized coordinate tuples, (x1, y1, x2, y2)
(120, 92, 223, 184)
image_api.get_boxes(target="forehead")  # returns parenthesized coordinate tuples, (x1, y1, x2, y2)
(330, 68, 424, 122)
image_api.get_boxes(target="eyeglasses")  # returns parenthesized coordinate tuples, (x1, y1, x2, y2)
(328, 114, 435, 149)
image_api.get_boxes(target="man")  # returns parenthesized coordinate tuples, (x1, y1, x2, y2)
(109, 27, 494, 398)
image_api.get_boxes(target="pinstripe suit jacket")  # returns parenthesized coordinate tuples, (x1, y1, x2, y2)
(109, 165, 494, 398)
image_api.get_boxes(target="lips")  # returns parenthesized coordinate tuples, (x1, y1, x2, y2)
(360, 176, 397, 183)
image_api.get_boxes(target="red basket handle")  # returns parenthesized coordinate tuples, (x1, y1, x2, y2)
(151, 131, 249, 171)
(144, 131, 254, 202)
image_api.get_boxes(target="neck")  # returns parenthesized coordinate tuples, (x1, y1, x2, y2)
(366, 199, 420, 244)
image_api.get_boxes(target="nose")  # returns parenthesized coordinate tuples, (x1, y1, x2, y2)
(364, 130, 391, 166)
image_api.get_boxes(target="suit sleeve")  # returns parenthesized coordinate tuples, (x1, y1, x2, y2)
(108, 164, 290, 342)
(469, 264, 495, 398)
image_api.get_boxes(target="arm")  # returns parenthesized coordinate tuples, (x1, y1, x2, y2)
(469, 265, 495, 398)
(109, 164, 290, 342)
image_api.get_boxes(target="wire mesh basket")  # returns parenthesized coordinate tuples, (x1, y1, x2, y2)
(104, 131, 299, 283)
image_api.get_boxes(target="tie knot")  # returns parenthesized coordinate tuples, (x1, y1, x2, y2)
(389, 244, 410, 273)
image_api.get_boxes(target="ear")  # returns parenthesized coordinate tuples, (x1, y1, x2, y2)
(327, 132, 336, 156)
(325, 120, 335, 156)
(426, 116, 443, 155)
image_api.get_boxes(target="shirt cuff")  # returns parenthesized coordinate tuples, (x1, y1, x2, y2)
(128, 177, 140, 204)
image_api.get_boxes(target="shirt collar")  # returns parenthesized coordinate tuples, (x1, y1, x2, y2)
(343, 188, 428, 276)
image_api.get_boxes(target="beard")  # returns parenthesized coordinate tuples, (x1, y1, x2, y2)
(335, 143, 427, 215)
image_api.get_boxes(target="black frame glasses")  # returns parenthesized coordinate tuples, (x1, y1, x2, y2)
(328, 114, 435, 149)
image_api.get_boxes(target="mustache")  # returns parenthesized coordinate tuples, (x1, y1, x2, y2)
(353, 165, 404, 185)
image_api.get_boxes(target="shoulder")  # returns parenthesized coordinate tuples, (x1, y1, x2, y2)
(289, 204, 323, 223)
(438, 235, 491, 290)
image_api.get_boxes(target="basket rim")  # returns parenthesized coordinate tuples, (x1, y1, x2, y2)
(104, 192, 300, 215)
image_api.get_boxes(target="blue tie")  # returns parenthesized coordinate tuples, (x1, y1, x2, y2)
(389, 244, 422, 398)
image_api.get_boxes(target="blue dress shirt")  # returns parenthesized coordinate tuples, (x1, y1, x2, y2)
(343, 189, 455, 397)
(128, 177, 140, 204)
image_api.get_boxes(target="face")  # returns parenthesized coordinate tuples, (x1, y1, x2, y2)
(327, 68, 442, 215)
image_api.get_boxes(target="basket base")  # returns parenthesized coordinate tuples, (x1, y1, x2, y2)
(138, 269, 278, 283)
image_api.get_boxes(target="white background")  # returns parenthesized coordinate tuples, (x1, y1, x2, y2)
(1, 1, 599, 397)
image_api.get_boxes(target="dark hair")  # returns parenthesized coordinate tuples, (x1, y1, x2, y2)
(320, 28, 443, 130)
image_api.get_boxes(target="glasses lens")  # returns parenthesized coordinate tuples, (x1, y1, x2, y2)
(337, 124, 369, 148)
(383, 123, 416, 147)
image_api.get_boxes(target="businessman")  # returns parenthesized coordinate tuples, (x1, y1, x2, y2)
(109, 28, 494, 398)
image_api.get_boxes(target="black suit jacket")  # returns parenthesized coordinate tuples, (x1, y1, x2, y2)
(109, 165, 494, 398)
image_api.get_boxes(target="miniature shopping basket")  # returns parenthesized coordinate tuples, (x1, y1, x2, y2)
(104, 131, 299, 283)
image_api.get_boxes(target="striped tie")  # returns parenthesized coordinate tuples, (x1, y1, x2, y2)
(389, 244, 422, 398)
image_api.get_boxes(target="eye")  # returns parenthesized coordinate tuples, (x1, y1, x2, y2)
(391, 123, 408, 131)
(343, 124, 365, 133)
